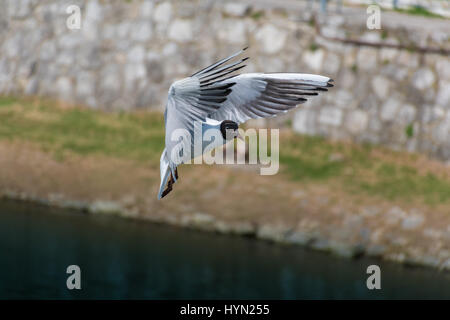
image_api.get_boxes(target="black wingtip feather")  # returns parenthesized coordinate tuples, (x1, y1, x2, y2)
(199, 96, 227, 104)
(200, 82, 236, 91)
(200, 64, 247, 85)
(191, 47, 249, 78)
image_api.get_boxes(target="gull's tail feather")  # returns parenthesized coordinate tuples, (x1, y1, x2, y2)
(158, 149, 177, 200)
(160, 171, 175, 199)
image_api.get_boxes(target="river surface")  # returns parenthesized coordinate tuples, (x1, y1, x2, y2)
(0, 200, 449, 299)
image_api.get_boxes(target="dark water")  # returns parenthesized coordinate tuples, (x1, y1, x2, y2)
(0, 200, 449, 300)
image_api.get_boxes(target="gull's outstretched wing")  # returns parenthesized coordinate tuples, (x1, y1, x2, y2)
(208, 73, 334, 124)
(166, 47, 249, 137)
(164, 48, 249, 165)
(165, 47, 332, 138)
(164, 48, 333, 164)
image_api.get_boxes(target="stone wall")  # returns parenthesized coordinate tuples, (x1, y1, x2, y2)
(0, 0, 449, 160)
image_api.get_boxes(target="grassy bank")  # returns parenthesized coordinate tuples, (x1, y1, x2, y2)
(1, 96, 449, 207)
(0, 97, 165, 163)
(1, 96, 450, 269)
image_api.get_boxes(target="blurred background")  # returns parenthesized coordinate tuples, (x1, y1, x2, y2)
(0, 0, 449, 299)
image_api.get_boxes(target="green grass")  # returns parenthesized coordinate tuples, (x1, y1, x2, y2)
(356, 164, 450, 204)
(250, 10, 264, 20)
(280, 133, 450, 205)
(0, 97, 165, 163)
(280, 135, 343, 180)
(0, 96, 18, 107)
(1, 96, 450, 205)
(309, 42, 319, 52)
(405, 123, 414, 138)
(394, 6, 445, 19)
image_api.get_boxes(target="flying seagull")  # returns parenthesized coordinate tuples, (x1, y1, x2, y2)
(158, 47, 333, 199)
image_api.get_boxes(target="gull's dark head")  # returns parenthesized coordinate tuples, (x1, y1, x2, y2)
(220, 120, 239, 140)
